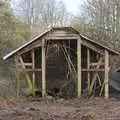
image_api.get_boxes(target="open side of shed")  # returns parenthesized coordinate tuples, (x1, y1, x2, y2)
(3, 27, 119, 98)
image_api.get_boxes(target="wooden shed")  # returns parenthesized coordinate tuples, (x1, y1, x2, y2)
(3, 27, 119, 98)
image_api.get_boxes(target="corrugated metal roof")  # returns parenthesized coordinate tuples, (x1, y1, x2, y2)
(3, 27, 120, 60)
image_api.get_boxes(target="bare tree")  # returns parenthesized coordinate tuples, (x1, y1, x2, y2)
(13, 0, 69, 31)
(77, 0, 120, 49)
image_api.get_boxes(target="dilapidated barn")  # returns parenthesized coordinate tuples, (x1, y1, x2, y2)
(3, 27, 119, 99)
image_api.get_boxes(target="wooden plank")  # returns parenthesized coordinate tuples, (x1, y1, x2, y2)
(32, 49, 35, 96)
(90, 63, 104, 66)
(81, 68, 104, 71)
(16, 63, 32, 66)
(14, 57, 20, 98)
(18, 69, 42, 72)
(87, 49, 90, 90)
(46, 36, 79, 40)
(77, 38, 82, 98)
(104, 50, 109, 99)
(48, 33, 79, 37)
(42, 39, 46, 97)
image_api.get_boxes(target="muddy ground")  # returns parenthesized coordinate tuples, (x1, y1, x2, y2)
(0, 97, 120, 120)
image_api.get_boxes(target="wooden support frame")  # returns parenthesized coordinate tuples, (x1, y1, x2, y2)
(42, 39, 46, 97)
(104, 50, 109, 99)
(77, 38, 82, 98)
(19, 56, 33, 93)
(88, 57, 103, 96)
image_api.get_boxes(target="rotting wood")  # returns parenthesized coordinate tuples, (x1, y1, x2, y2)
(77, 38, 82, 98)
(42, 39, 46, 97)
(19, 56, 33, 93)
(104, 50, 109, 99)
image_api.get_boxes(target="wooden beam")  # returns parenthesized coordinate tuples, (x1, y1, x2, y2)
(77, 38, 82, 98)
(32, 49, 35, 96)
(87, 48, 90, 90)
(42, 39, 46, 97)
(90, 63, 104, 66)
(16, 63, 32, 66)
(104, 50, 109, 99)
(14, 57, 20, 98)
(19, 69, 42, 72)
(81, 68, 104, 71)
(46, 36, 79, 40)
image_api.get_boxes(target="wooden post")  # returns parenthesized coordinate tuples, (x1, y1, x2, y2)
(42, 39, 46, 97)
(77, 38, 82, 98)
(87, 48, 90, 91)
(104, 50, 109, 99)
(32, 49, 35, 96)
(14, 56, 20, 98)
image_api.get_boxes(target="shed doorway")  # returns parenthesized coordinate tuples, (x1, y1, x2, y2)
(46, 39, 77, 97)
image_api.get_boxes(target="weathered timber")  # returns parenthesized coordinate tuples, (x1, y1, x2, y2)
(90, 63, 104, 66)
(32, 49, 35, 96)
(42, 39, 46, 97)
(19, 69, 42, 72)
(16, 63, 32, 66)
(77, 38, 82, 98)
(81, 68, 104, 71)
(104, 50, 109, 99)
(14, 57, 20, 98)
(46, 36, 79, 40)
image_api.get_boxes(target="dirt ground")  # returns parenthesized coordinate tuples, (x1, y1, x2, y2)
(0, 97, 120, 120)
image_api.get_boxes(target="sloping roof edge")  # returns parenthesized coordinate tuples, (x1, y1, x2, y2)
(3, 27, 52, 60)
(80, 33, 120, 55)
(3, 27, 120, 60)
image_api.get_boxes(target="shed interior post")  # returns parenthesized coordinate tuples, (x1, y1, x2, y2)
(32, 49, 35, 96)
(42, 39, 46, 97)
(104, 50, 109, 99)
(77, 38, 82, 98)
(87, 48, 90, 91)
